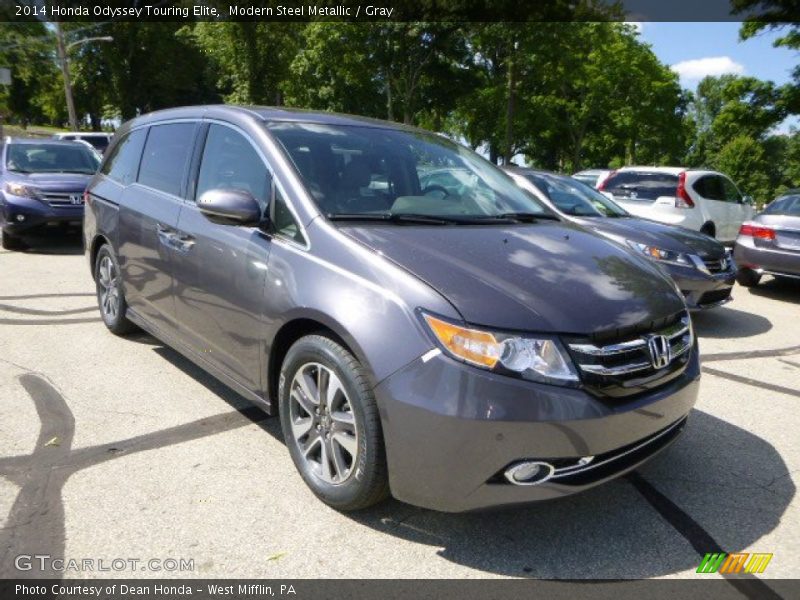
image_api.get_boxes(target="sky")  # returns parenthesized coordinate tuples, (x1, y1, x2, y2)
(637, 22, 798, 132)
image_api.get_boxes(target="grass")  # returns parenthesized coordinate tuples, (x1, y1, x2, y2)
(1, 124, 69, 138)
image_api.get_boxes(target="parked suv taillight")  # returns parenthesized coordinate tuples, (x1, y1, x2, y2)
(739, 223, 775, 241)
(675, 172, 694, 208)
(597, 170, 616, 191)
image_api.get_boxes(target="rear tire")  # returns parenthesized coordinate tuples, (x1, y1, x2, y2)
(736, 267, 762, 288)
(94, 245, 137, 335)
(700, 223, 715, 238)
(279, 334, 389, 511)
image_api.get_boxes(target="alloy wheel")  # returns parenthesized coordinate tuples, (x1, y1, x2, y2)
(97, 255, 120, 321)
(288, 362, 359, 485)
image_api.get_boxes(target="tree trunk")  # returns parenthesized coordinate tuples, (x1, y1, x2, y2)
(503, 42, 517, 165)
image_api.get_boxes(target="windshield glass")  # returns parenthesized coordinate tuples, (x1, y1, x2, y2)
(524, 172, 628, 217)
(6, 143, 100, 174)
(763, 195, 800, 216)
(266, 122, 554, 221)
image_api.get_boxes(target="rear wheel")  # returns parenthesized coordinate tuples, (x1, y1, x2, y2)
(95, 245, 137, 335)
(279, 334, 389, 511)
(736, 267, 762, 288)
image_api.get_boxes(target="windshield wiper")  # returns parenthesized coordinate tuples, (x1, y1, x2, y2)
(327, 213, 451, 225)
(488, 212, 560, 222)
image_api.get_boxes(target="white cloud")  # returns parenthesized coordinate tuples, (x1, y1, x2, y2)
(670, 56, 745, 82)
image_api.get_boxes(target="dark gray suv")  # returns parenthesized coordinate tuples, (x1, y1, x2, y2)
(84, 106, 700, 512)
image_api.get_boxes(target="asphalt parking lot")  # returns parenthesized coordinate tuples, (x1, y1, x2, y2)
(0, 230, 798, 585)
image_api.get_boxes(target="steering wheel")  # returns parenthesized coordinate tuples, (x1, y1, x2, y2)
(421, 184, 450, 198)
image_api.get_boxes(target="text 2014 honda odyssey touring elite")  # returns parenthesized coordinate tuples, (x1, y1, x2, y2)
(85, 106, 700, 512)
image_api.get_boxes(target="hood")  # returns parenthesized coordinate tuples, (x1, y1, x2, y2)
(574, 216, 726, 259)
(6, 171, 92, 194)
(340, 222, 685, 335)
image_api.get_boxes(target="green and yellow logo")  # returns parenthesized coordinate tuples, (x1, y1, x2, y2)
(697, 552, 773, 574)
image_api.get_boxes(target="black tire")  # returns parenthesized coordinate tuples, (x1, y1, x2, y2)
(736, 267, 762, 288)
(700, 223, 716, 238)
(94, 245, 137, 335)
(1, 230, 23, 250)
(279, 334, 389, 511)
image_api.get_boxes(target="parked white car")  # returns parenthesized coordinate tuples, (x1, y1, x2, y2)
(52, 131, 113, 154)
(598, 167, 755, 243)
(572, 169, 612, 188)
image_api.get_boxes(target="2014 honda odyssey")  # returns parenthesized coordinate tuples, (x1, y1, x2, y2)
(85, 106, 700, 512)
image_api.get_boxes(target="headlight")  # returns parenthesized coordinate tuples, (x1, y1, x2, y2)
(4, 182, 40, 198)
(421, 312, 578, 386)
(627, 241, 691, 267)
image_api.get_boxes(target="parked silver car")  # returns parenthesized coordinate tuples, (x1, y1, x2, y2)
(733, 193, 800, 287)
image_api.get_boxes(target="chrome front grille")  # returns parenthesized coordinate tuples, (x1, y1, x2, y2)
(40, 192, 84, 208)
(567, 313, 693, 398)
(702, 254, 730, 274)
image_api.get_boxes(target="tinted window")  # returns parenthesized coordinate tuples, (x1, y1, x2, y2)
(527, 173, 627, 217)
(601, 171, 678, 201)
(101, 129, 146, 185)
(196, 125, 271, 212)
(6, 142, 99, 175)
(83, 135, 110, 152)
(763, 195, 800, 216)
(268, 122, 551, 219)
(693, 175, 725, 201)
(720, 177, 742, 203)
(272, 186, 306, 245)
(138, 123, 197, 196)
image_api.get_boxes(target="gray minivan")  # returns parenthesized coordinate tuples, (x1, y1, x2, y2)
(84, 106, 700, 512)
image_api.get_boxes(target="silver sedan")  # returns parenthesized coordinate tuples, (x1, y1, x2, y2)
(733, 193, 800, 287)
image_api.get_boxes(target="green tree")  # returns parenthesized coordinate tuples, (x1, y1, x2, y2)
(191, 22, 304, 105)
(286, 22, 472, 128)
(0, 19, 61, 126)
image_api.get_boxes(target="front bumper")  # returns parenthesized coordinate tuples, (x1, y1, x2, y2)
(1, 195, 84, 234)
(734, 239, 800, 278)
(665, 262, 735, 309)
(375, 348, 700, 512)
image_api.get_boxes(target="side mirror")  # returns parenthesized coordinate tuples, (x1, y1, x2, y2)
(198, 189, 262, 226)
(742, 195, 754, 205)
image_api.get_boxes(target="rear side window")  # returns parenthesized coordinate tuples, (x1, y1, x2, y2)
(138, 123, 197, 196)
(720, 177, 742, 203)
(101, 129, 146, 185)
(602, 171, 678, 201)
(693, 175, 725, 201)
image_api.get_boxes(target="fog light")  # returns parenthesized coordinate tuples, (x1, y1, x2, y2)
(504, 461, 555, 486)
(16, 214, 25, 222)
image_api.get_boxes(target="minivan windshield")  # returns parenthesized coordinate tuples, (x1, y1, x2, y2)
(267, 122, 556, 223)
(6, 143, 100, 175)
(523, 172, 628, 218)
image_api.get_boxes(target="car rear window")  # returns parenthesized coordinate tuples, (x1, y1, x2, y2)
(763, 195, 800, 216)
(602, 171, 678, 201)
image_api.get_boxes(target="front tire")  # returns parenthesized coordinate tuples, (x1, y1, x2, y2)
(94, 245, 137, 335)
(1, 230, 23, 250)
(279, 334, 389, 511)
(736, 267, 762, 288)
